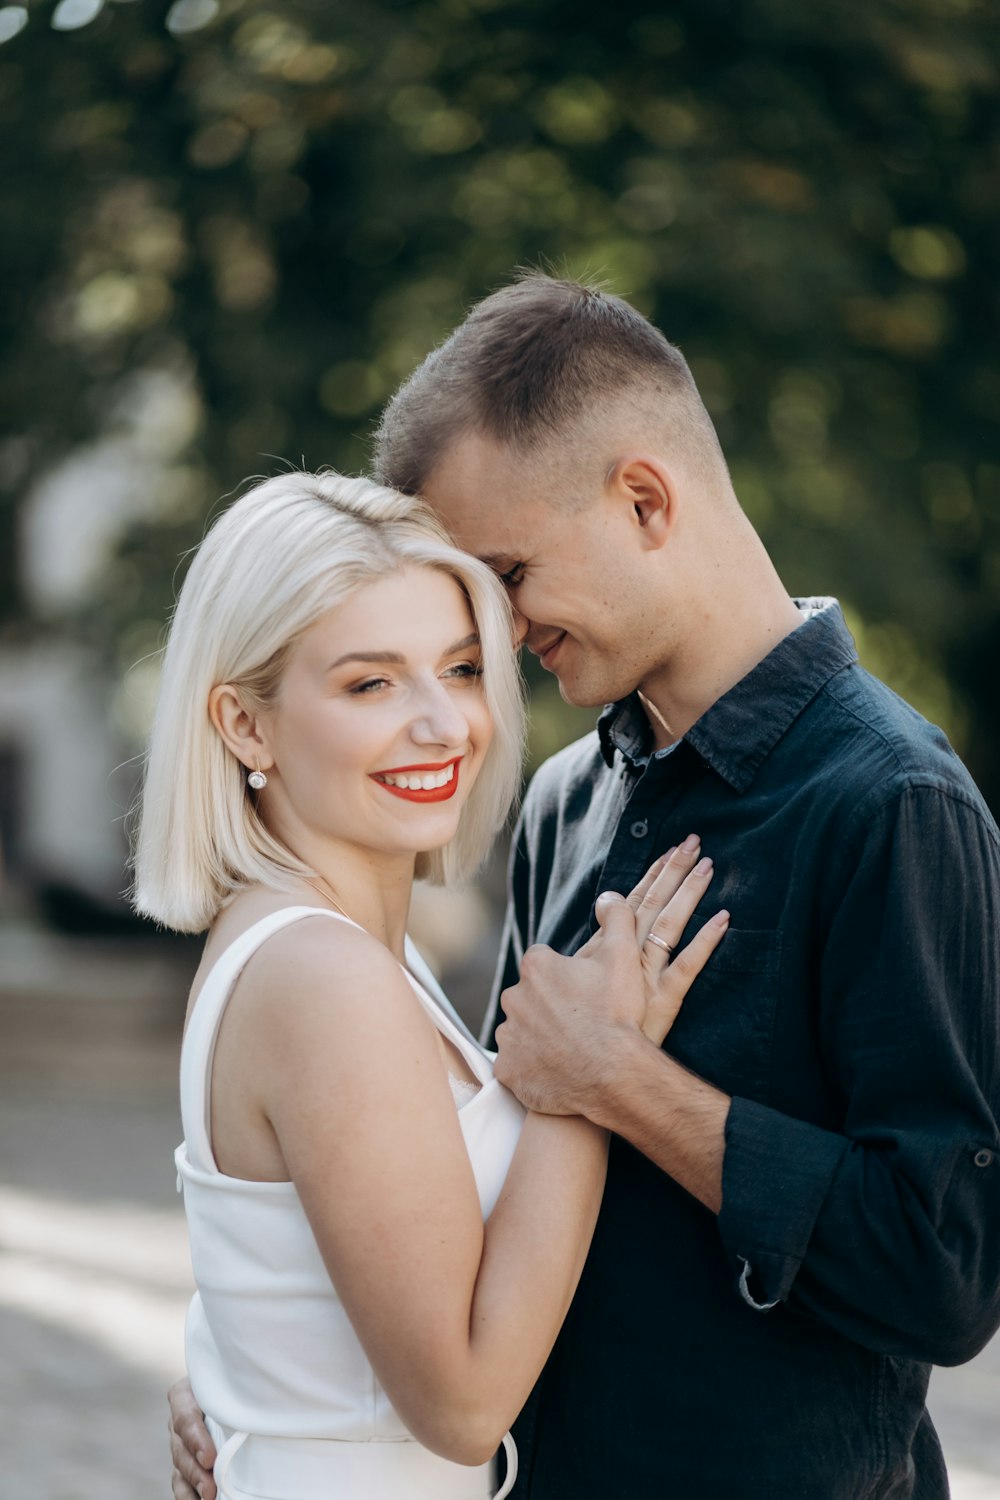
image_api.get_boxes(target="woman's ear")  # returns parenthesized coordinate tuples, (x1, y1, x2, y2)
(208, 684, 274, 772)
(607, 454, 676, 549)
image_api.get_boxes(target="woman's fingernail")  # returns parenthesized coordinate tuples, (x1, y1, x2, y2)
(712, 909, 730, 926)
(695, 856, 713, 875)
(196, 1454, 208, 1468)
(682, 833, 700, 853)
(663, 846, 677, 860)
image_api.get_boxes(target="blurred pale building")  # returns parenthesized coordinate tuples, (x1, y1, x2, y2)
(1, 367, 204, 918)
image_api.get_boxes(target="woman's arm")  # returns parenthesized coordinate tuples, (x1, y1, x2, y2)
(252, 905, 611, 1464)
(260, 860, 719, 1462)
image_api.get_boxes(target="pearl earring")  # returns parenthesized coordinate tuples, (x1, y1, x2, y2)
(247, 761, 268, 790)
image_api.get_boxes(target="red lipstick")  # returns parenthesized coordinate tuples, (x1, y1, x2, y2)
(370, 756, 463, 803)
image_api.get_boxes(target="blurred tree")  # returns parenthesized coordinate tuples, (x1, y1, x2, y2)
(1, 0, 997, 802)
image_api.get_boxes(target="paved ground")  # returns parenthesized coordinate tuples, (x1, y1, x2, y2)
(2, 924, 999, 1499)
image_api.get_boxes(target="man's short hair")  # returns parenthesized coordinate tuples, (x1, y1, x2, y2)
(373, 273, 725, 494)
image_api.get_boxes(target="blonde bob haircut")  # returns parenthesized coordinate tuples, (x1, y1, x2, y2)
(132, 471, 525, 933)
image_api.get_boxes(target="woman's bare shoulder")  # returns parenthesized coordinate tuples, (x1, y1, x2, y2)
(232, 903, 416, 1030)
(232, 909, 444, 1115)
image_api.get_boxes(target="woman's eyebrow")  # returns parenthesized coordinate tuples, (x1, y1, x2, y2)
(326, 650, 405, 671)
(444, 632, 480, 654)
(326, 634, 479, 672)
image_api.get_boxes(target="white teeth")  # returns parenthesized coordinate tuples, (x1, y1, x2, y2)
(378, 764, 456, 790)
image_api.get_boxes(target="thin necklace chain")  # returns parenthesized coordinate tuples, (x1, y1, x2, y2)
(303, 874, 354, 923)
(304, 874, 409, 973)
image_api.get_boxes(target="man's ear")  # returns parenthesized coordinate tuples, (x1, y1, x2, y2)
(208, 684, 274, 771)
(607, 455, 676, 549)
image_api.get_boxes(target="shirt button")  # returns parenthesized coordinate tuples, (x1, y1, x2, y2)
(630, 819, 649, 839)
(973, 1149, 994, 1168)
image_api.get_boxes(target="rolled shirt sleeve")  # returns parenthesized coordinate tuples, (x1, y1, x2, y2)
(718, 780, 1000, 1365)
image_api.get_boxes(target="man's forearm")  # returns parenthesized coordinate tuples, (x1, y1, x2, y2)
(584, 1032, 731, 1214)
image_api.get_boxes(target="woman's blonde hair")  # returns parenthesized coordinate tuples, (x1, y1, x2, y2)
(132, 471, 525, 933)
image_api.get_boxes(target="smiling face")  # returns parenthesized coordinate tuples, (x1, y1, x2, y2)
(255, 566, 493, 868)
(421, 431, 673, 708)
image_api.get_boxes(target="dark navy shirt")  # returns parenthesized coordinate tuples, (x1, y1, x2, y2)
(487, 599, 1000, 1500)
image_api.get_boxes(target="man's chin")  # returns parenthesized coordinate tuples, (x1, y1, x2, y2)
(555, 675, 619, 710)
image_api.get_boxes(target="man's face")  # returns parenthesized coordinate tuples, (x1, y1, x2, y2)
(421, 432, 658, 707)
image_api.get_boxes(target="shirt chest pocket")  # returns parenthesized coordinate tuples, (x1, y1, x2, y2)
(665, 927, 782, 1104)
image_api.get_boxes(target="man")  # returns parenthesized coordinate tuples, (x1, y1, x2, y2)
(171, 276, 1000, 1498)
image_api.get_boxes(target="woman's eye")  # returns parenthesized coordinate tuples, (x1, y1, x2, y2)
(350, 677, 391, 695)
(445, 661, 483, 681)
(498, 563, 525, 588)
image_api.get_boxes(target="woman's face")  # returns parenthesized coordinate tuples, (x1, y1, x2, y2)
(258, 566, 494, 864)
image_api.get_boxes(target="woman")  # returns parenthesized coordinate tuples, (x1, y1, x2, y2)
(135, 471, 726, 1500)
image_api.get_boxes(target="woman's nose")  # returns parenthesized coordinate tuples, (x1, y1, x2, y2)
(410, 681, 469, 747)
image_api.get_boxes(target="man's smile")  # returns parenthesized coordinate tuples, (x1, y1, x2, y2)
(530, 632, 567, 671)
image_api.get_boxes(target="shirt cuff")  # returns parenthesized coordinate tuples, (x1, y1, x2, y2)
(718, 1096, 849, 1310)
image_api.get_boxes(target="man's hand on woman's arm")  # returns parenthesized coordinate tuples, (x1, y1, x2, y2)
(168, 1377, 216, 1500)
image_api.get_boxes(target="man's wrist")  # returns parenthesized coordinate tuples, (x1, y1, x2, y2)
(578, 1032, 730, 1213)
(577, 1025, 665, 1129)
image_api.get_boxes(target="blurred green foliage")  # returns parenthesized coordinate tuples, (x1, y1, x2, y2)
(1, 0, 997, 804)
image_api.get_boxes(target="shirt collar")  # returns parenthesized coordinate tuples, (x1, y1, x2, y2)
(598, 598, 857, 792)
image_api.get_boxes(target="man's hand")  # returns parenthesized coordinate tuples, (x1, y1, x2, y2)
(494, 840, 727, 1116)
(168, 1377, 216, 1500)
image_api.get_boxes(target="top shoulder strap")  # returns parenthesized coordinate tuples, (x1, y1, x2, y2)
(180, 906, 356, 1173)
(402, 938, 494, 1085)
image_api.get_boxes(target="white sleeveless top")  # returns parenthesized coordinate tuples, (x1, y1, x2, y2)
(175, 906, 526, 1500)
